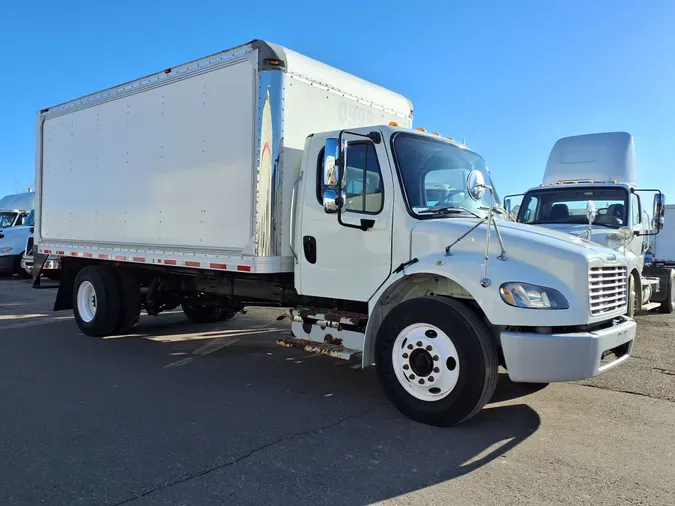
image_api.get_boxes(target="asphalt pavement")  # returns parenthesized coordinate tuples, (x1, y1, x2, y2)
(0, 278, 673, 506)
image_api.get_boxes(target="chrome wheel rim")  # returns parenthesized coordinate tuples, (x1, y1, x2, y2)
(392, 323, 460, 401)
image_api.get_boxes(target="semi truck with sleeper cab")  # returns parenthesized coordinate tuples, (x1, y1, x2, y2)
(0, 192, 35, 277)
(33, 40, 636, 426)
(506, 132, 672, 317)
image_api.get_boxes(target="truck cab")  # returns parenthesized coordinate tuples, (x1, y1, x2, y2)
(506, 132, 672, 316)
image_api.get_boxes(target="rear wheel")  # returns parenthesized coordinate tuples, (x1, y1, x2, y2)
(375, 296, 498, 427)
(182, 302, 225, 323)
(114, 269, 141, 333)
(658, 270, 675, 314)
(73, 266, 121, 337)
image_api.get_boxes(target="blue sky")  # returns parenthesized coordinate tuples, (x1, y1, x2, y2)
(1, 0, 673, 201)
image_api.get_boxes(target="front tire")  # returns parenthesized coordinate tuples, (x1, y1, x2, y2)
(114, 269, 141, 333)
(73, 266, 121, 337)
(659, 270, 675, 314)
(375, 296, 498, 427)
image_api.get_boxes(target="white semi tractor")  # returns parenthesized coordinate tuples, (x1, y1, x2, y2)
(33, 40, 636, 426)
(506, 132, 672, 317)
(0, 192, 35, 277)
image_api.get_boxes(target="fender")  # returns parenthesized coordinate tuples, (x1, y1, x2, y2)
(362, 249, 592, 367)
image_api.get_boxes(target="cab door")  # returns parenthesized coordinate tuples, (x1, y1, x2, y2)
(297, 133, 394, 302)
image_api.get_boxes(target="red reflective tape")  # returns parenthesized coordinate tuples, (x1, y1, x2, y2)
(83, 253, 93, 258)
(56, 251, 64, 255)
(164, 259, 176, 265)
(237, 265, 251, 272)
(114, 255, 126, 261)
(70, 252, 78, 257)
(185, 261, 200, 268)
(210, 263, 227, 270)
(43, 249, 52, 254)
(99, 254, 109, 259)
(133, 257, 145, 263)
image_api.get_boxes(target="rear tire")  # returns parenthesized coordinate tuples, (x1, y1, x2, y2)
(73, 266, 121, 337)
(114, 269, 141, 333)
(659, 270, 675, 314)
(182, 302, 225, 323)
(375, 296, 498, 427)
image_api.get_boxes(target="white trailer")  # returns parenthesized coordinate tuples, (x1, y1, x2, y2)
(506, 132, 673, 317)
(34, 40, 637, 426)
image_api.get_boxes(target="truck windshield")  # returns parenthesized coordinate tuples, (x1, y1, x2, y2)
(518, 187, 628, 227)
(0, 212, 17, 228)
(392, 133, 499, 218)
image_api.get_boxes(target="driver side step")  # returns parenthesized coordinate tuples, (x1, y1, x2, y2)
(276, 336, 361, 361)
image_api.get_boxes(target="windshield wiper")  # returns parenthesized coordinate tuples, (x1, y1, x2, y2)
(479, 205, 514, 221)
(419, 206, 481, 218)
(530, 220, 619, 229)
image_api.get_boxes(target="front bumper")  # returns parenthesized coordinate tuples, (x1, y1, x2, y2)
(21, 256, 60, 274)
(20, 257, 32, 274)
(501, 315, 636, 383)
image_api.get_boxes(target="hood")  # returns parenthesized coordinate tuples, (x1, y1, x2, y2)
(0, 224, 32, 238)
(411, 218, 622, 264)
(529, 223, 620, 250)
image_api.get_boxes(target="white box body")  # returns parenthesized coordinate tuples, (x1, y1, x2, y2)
(35, 40, 412, 274)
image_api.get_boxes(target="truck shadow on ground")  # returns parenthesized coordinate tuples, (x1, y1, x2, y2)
(1, 313, 542, 505)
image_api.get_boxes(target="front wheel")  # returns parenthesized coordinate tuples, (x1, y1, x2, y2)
(375, 296, 498, 427)
(659, 270, 675, 314)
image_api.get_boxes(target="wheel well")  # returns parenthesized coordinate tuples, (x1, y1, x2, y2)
(363, 273, 491, 367)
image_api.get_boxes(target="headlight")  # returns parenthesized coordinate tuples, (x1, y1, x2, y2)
(0, 247, 12, 254)
(500, 282, 569, 309)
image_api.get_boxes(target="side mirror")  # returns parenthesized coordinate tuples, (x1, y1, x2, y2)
(504, 198, 512, 214)
(322, 138, 344, 214)
(467, 170, 486, 201)
(653, 193, 666, 231)
(586, 200, 597, 224)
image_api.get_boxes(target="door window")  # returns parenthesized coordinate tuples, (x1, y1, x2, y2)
(344, 143, 383, 214)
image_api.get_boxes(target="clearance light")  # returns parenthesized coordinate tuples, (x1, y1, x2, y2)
(416, 127, 426, 132)
(446, 136, 454, 141)
(389, 121, 399, 127)
(432, 132, 440, 136)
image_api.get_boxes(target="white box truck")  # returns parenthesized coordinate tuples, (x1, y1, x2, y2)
(34, 40, 637, 426)
(505, 132, 673, 317)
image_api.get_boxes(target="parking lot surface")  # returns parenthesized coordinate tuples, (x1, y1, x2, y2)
(0, 278, 673, 505)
